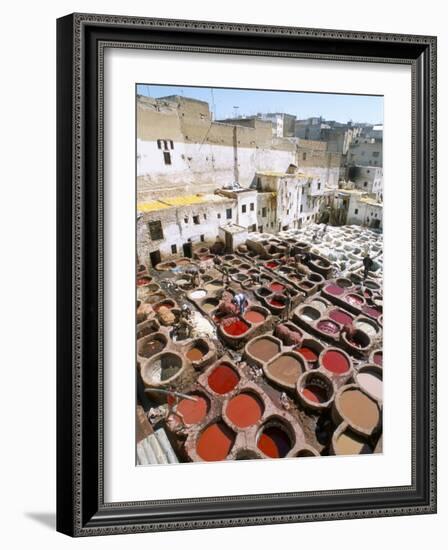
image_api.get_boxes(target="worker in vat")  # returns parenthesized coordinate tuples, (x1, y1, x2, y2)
(232, 292, 248, 315)
(341, 322, 356, 343)
(186, 266, 201, 287)
(221, 264, 231, 285)
(176, 305, 193, 340)
(362, 253, 374, 280)
(282, 288, 292, 320)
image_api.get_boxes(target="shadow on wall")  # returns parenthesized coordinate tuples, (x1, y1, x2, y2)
(24, 512, 56, 530)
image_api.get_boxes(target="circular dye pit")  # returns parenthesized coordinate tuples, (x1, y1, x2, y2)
(336, 277, 352, 288)
(196, 422, 235, 461)
(265, 261, 279, 269)
(243, 309, 266, 324)
(202, 299, 219, 313)
(329, 309, 353, 325)
(295, 345, 319, 367)
(190, 289, 207, 300)
(138, 335, 166, 358)
(333, 429, 373, 455)
(324, 284, 344, 296)
(296, 447, 319, 457)
(354, 319, 378, 338)
(186, 346, 206, 362)
(257, 424, 292, 458)
(247, 338, 280, 362)
(362, 305, 381, 318)
(300, 372, 334, 405)
(299, 306, 321, 323)
(137, 277, 152, 287)
(142, 352, 183, 384)
(221, 317, 250, 337)
(346, 293, 364, 306)
(176, 278, 189, 286)
(345, 329, 370, 349)
(372, 351, 383, 366)
(176, 395, 208, 425)
(357, 367, 382, 401)
(269, 282, 285, 292)
(317, 319, 340, 335)
(338, 388, 380, 433)
(266, 354, 304, 387)
(257, 287, 271, 297)
(153, 300, 175, 312)
(269, 297, 285, 308)
(226, 392, 264, 428)
(208, 363, 239, 394)
(321, 349, 350, 375)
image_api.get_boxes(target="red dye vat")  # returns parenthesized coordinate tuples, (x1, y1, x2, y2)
(296, 346, 319, 364)
(373, 351, 383, 366)
(329, 309, 353, 325)
(362, 305, 381, 318)
(270, 282, 285, 292)
(265, 261, 278, 269)
(317, 320, 340, 335)
(325, 284, 344, 296)
(269, 298, 284, 308)
(176, 395, 208, 425)
(222, 317, 249, 336)
(302, 385, 329, 404)
(208, 364, 239, 394)
(137, 277, 151, 287)
(257, 426, 291, 458)
(243, 310, 266, 324)
(322, 350, 350, 374)
(197, 423, 234, 461)
(226, 393, 263, 428)
(346, 294, 364, 306)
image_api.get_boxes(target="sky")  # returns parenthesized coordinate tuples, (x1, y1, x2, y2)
(136, 84, 383, 125)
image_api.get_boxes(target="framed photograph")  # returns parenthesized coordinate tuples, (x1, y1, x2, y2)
(56, 13, 437, 536)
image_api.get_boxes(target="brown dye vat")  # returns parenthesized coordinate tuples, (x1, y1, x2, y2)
(338, 389, 380, 432)
(139, 336, 166, 358)
(257, 425, 292, 458)
(243, 310, 266, 324)
(186, 347, 205, 362)
(267, 354, 303, 386)
(335, 430, 373, 455)
(226, 392, 264, 428)
(247, 338, 280, 362)
(196, 422, 235, 461)
(208, 364, 239, 394)
(202, 300, 218, 313)
(176, 395, 208, 425)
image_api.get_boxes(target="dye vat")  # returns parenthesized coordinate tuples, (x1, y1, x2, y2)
(176, 395, 208, 425)
(138, 334, 166, 358)
(269, 282, 285, 292)
(354, 319, 378, 339)
(372, 351, 383, 366)
(202, 299, 218, 313)
(221, 317, 250, 337)
(362, 305, 381, 318)
(186, 347, 205, 362)
(141, 352, 183, 385)
(266, 354, 304, 388)
(265, 261, 279, 269)
(296, 447, 319, 457)
(321, 349, 350, 375)
(329, 309, 353, 325)
(137, 276, 152, 287)
(208, 363, 240, 394)
(295, 345, 319, 367)
(257, 423, 292, 458)
(345, 329, 370, 349)
(317, 319, 340, 335)
(324, 284, 344, 296)
(346, 293, 364, 306)
(196, 422, 235, 461)
(357, 366, 383, 401)
(337, 387, 381, 434)
(226, 392, 264, 428)
(243, 309, 266, 324)
(299, 306, 321, 323)
(190, 289, 207, 300)
(333, 428, 373, 455)
(269, 297, 285, 308)
(299, 372, 334, 406)
(247, 338, 281, 363)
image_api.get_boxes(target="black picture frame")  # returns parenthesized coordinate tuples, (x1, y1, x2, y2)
(56, 13, 437, 537)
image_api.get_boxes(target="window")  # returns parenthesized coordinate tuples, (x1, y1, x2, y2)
(287, 209, 290, 215)
(193, 215, 200, 225)
(302, 152, 307, 160)
(364, 182, 368, 187)
(354, 209, 359, 215)
(148, 220, 163, 241)
(163, 151, 171, 165)
(170, 140, 174, 149)
(217, 213, 221, 219)
(171, 244, 177, 254)
(226, 208, 232, 219)
(372, 151, 380, 158)
(200, 235, 205, 242)
(163, 140, 169, 150)
(300, 204, 303, 213)
(184, 217, 189, 224)
(242, 204, 247, 213)
(157, 139, 162, 149)
(250, 203, 254, 211)
(367, 169, 370, 173)
(318, 182, 321, 190)
(203, 213, 207, 220)
(262, 207, 267, 217)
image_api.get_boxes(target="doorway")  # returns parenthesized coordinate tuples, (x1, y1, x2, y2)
(149, 250, 161, 267)
(183, 242, 193, 258)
